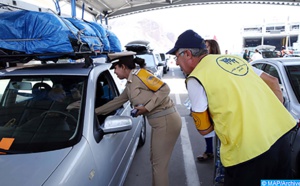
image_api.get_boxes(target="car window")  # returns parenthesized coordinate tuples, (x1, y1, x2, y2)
(252, 63, 264, 70)
(95, 71, 124, 124)
(262, 51, 278, 58)
(155, 54, 162, 64)
(137, 54, 157, 67)
(286, 65, 300, 103)
(264, 64, 281, 84)
(160, 53, 166, 61)
(0, 76, 86, 153)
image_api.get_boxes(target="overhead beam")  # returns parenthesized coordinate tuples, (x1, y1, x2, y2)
(106, 1, 300, 19)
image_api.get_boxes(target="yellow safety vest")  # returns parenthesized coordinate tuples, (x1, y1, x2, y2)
(188, 55, 296, 167)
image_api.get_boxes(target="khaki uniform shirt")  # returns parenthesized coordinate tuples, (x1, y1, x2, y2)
(95, 69, 174, 116)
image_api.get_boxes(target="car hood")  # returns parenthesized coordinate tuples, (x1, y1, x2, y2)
(0, 147, 71, 186)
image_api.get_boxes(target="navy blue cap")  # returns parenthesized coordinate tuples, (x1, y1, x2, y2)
(166, 29, 206, 55)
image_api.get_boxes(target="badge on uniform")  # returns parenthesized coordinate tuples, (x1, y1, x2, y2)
(135, 69, 165, 91)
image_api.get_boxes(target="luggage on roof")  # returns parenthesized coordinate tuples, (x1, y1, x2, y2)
(125, 40, 151, 53)
(0, 10, 123, 64)
(0, 10, 74, 56)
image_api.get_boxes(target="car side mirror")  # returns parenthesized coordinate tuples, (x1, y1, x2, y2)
(102, 116, 132, 134)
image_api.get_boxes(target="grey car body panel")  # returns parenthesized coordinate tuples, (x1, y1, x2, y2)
(251, 57, 300, 178)
(0, 147, 72, 186)
(0, 62, 145, 185)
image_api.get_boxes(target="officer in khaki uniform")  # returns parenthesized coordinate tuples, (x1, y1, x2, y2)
(95, 51, 182, 186)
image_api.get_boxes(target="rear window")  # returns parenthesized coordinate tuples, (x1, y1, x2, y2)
(262, 51, 278, 58)
(137, 53, 157, 67)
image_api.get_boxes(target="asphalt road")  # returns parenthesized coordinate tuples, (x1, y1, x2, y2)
(124, 65, 215, 186)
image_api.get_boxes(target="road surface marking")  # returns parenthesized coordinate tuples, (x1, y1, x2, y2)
(175, 93, 181, 105)
(180, 117, 201, 186)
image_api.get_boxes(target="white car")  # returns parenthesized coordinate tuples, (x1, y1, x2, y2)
(251, 57, 300, 178)
(125, 40, 164, 79)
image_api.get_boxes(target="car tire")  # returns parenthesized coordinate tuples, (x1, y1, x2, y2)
(163, 68, 167, 74)
(138, 116, 146, 147)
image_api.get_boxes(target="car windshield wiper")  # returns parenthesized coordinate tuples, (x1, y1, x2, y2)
(0, 149, 31, 155)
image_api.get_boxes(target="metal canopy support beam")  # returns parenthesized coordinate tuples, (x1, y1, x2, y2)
(66, 0, 300, 19)
(52, 0, 61, 15)
(71, 0, 76, 18)
(81, 2, 85, 19)
(107, 0, 300, 19)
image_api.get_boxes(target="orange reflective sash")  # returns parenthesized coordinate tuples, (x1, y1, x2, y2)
(135, 69, 164, 91)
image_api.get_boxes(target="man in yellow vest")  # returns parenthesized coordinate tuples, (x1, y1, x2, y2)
(167, 29, 296, 186)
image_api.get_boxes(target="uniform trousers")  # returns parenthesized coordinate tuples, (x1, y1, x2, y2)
(224, 131, 292, 186)
(147, 111, 182, 186)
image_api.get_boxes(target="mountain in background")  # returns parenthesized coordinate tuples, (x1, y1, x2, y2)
(110, 18, 176, 53)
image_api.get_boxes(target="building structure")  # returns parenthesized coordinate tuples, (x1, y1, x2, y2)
(242, 18, 300, 52)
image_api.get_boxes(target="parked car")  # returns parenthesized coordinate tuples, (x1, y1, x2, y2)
(248, 50, 278, 59)
(0, 60, 146, 186)
(251, 57, 300, 178)
(284, 54, 300, 57)
(125, 40, 164, 79)
(159, 53, 169, 74)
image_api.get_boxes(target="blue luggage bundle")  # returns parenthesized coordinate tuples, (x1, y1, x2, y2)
(85, 21, 110, 52)
(0, 10, 74, 56)
(63, 18, 103, 53)
(0, 10, 123, 64)
(106, 30, 122, 52)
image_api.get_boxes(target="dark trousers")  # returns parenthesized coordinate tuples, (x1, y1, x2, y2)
(205, 137, 213, 154)
(224, 131, 292, 186)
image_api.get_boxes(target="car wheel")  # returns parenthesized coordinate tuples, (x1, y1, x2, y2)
(163, 68, 167, 74)
(138, 116, 146, 147)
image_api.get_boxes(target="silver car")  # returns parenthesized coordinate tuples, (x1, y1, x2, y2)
(0, 61, 146, 186)
(251, 57, 300, 178)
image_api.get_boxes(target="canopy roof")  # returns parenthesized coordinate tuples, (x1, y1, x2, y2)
(67, 0, 300, 19)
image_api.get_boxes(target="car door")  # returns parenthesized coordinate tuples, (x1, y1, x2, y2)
(152, 54, 164, 78)
(256, 63, 290, 108)
(87, 68, 141, 186)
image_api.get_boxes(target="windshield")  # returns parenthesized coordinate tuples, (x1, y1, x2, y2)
(286, 65, 300, 103)
(0, 76, 86, 154)
(136, 54, 157, 67)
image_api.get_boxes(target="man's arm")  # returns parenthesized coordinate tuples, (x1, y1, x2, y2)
(260, 72, 284, 103)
